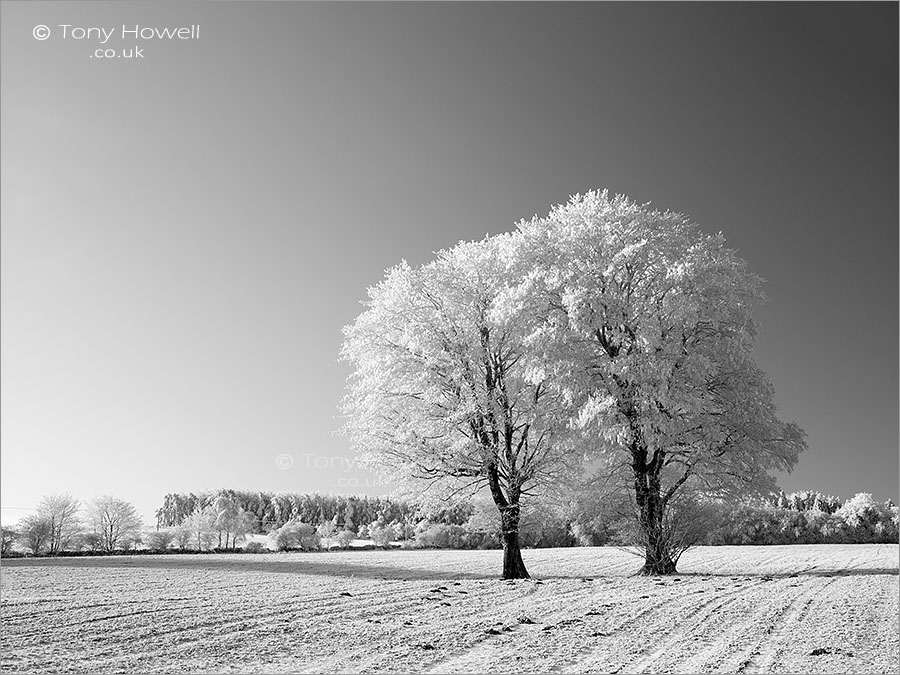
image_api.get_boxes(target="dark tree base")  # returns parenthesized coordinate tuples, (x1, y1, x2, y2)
(639, 557, 678, 575)
(502, 560, 530, 579)
(501, 535, 530, 579)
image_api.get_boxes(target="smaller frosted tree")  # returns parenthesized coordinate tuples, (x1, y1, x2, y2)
(17, 516, 52, 555)
(212, 491, 257, 548)
(343, 503, 356, 533)
(391, 520, 413, 541)
(86, 496, 143, 553)
(146, 529, 176, 551)
(836, 493, 897, 542)
(1, 526, 17, 556)
(811, 494, 841, 515)
(183, 506, 218, 551)
(336, 530, 355, 549)
(121, 533, 143, 551)
(213, 492, 241, 548)
(230, 511, 257, 547)
(37, 493, 81, 554)
(368, 521, 396, 549)
(342, 235, 582, 579)
(316, 517, 338, 548)
(172, 525, 193, 551)
(80, 532, 102, 552)
(269, 520, 320, 551)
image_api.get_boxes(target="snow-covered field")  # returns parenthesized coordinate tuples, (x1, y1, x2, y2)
(1, 544, 897, 673)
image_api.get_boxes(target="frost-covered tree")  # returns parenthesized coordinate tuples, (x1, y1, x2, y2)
(17, 515, 52, 555)
(86, 496, 143, 553)
(835, 493, 897, 542)
(172, 524, 193, 550)
(316, 519, 338, 549)
(508, 190, 806, 573)
(78, 531, 102, 552)
(182, 506, 218, 550)
(368, 520, 396, 549)
(211, 491, 257, 548)
(146, 529, 176, 551)
(1, 526, 17, 556)
(810, 493, 841, 515)
(342, 236, 581, 579)
(231, 511, 257, 547)
(335, 530, 355, 549)
(415, 522, 468, 548)
(391, 520, 414, 541)
(212, 491, 241, 548)
(775, 490, 790, 510)
(120, 533, 143, 551)
(37, 493, 82, 554)
(269, 520, 319, 551)
(342, 502, 356, 533)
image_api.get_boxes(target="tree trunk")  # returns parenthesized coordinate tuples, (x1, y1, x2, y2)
(487, 461, 530, 580)
(501, 510, 530, 580)
(637, 486, 677, 575)
(633, 440, 678, 575)
(640, 523, 677, 575)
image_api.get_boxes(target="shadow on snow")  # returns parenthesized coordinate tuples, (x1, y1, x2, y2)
(4, 555, 896, 580)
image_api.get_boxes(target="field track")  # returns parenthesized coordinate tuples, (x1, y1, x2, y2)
(2, 544, 897, 673)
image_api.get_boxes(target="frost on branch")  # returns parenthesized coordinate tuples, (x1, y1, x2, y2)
(506, 190, 807, 573)
(341, 236, 583, 579)
(341, 188, 807, 576)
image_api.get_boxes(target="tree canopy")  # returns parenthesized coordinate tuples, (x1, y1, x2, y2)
(341, 236, 583, 578)
(341, 189, 806, 575)
(506, 190, 807, 572)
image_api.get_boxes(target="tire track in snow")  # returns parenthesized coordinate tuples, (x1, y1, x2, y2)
(425, 579, 744, 674)
(350, 581, 595, 674)
(419, 592, 598, 674)
(256, 579, 591, 674)
(734, 577, 836, 673)
(584, 579, 766, 674)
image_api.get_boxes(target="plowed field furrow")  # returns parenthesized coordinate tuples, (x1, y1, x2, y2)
(1, 545, 897, 674)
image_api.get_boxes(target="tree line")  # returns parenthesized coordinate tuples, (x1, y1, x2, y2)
(3, 494, 142, 556)
(3, 488, 894, 558)
(154, 490, 469, 531)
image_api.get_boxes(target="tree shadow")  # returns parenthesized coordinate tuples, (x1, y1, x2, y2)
(6, 556, 895, 581)
(1, 555, 496, 580)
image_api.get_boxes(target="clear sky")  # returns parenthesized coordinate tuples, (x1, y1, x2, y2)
(1, 1, 897, 525)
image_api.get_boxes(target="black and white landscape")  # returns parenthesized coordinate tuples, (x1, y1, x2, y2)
(1, 2, 897, 674)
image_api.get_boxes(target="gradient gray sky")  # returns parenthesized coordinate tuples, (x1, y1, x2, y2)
(2, 1, 897, 524)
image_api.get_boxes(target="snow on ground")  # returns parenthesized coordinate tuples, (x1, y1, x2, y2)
(1, 545, 897, 673)
(243, 533, 386, 550)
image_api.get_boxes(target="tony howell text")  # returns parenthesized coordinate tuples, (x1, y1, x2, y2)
(54, 24, 200, 44)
